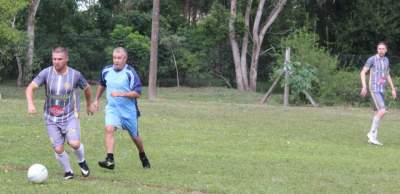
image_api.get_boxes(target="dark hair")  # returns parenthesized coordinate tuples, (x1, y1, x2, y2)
(377, 41, 388, 48)
(52, 46, 68, 56)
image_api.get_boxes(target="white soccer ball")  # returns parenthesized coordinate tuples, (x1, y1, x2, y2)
(27, 164, 48, 183)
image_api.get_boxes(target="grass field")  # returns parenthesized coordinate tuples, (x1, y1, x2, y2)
(2, 85, 400, 193)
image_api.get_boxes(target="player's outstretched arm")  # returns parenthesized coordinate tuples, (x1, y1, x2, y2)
(360, 67, 369, 97)
(26, 82, 38, 114)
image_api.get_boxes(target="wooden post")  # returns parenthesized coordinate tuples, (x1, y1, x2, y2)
(259, 71, 284, 104)
(302, 90, 319, 107)
(283, 48, 290, 106)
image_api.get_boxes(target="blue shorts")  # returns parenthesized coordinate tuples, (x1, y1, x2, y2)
(370, 92, 385, 111)
(105, 106, 139, 137)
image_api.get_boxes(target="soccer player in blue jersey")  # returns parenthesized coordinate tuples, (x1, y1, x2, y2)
(360, 42, 397, 145)
(26, 47, 94, 179)
(92, 47, 150, 169)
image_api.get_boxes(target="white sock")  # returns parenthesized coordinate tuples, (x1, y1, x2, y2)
(369, 116, 380, 138)
(55, 151, 72, 173)
(74, 144, 85, 163)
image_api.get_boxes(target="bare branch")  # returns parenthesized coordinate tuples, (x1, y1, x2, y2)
(252, 0, 266, 41)
(259, 0, 287, 43)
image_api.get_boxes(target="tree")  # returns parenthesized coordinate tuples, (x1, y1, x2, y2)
(229, 0, 252, 91)
(249, 0, 287, 91)
(110, 24, 150, 75)
(275, 27, 338, 104)
(229, 0, 287, 91)
(11, 15, 24, 86)
(0, 0, 27, 83)
(160, 34, 184, 87)
(25, 0, 40, 83)
(148, 0, 160, 100)
(0, 0, 27, 48)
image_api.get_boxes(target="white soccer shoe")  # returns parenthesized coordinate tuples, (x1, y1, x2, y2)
(367, 133, 383, 146)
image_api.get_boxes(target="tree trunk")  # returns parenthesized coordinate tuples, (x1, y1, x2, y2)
(26, 0, 40, 83)
(191, 6, 197, 24)
(228, 0, 252, 91)
(228, 0, 245, 91)
(171, 49, 180, 88)
(148, 0, 160, 101)
(249, 0, 287, 91)
(12, 16, 23, 87)
(249, 43, 261, 91)
(16, 54, 23, 86)
(215, 43, 223, 73)
(184, 0, 190, 22)
(249, 0, 267, 91)
(239, 0, 252, 91)
(283, 48, 290, 106)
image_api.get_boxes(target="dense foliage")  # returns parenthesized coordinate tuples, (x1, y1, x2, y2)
(1, 0, 400, 105)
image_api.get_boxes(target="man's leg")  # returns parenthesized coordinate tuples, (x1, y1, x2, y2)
(54, 146, 74, 180)
(368, 92, 386, 145)
(123, 118, 150, 169)
(66, 118, 90, 177)
(130, 134, 144, 153)
(98, 125, 116, 169)
(47, 123, 74, 179)
(105, 125, 115, 154)
(131, 135, 150, 168)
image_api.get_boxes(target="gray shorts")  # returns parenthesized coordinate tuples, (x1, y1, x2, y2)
(370, 92, 385, 111)
(45, 117, 81, 148)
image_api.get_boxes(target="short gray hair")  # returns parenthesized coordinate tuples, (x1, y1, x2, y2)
(52, 46, 68, 56)
(113, 47, 128, 57)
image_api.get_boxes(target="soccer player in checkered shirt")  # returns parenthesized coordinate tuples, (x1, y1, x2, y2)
(26, 47, 94, 179)
(360, 42, 397, 145)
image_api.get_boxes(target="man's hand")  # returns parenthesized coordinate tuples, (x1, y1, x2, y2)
(91, 100, 100, 112)
(392, 88, 397, 99)
(86, 104, 95, 115)
(28, 103, 37, 114)
(360, 87, 368, 97)
(111, 91, 125, 97)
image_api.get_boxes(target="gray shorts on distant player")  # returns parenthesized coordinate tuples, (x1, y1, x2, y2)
(370, 92, 385, 111)
(46, 117, 81, 147)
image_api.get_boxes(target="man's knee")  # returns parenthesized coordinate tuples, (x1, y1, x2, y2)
(131, 135, 142, 142)
(105, 126, 115, 134)
(68, 140, 81, 150)
(378, 108, 386, 117)
(54, 145, 65, 154)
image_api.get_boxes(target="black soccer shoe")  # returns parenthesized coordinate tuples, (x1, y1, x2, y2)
(78, 160, 90, 177)
(64, 171, 74, 180)
(140, 155, 151, 169)
(98, 158, 115, 170)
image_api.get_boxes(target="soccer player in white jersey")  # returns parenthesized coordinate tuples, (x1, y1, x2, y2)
(360, 42, 397, 145)
(26, 47, 95, 179)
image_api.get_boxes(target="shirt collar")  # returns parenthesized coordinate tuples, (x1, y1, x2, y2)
(52, 66, 69, 75)
(113, 64, 127, 72)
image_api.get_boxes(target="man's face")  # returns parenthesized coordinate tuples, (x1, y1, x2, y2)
(377, 44, 387, 57)
(113, 52, 127, 70)
(52, 52, 68, 72)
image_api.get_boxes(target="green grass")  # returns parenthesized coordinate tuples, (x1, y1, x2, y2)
(2, 84, 400, 193)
